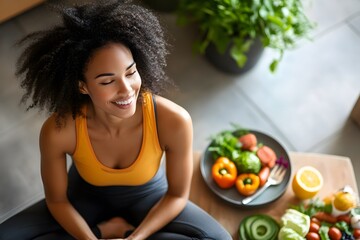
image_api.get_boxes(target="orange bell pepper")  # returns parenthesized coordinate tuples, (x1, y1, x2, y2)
(212, 157, 237, 189)
(235, 173, 260, 196)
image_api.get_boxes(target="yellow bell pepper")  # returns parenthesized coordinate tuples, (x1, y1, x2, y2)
(236, 173, 260, 196)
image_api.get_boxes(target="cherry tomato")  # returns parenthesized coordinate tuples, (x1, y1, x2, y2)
(328, 227, 342, 240)
(306, 232, 320, 240)
(311, 217, 321, 225)
(309, 221, 320, 233)
(353, 228, 360, 238)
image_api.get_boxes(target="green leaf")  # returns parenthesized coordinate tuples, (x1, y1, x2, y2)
(319, 226, 330, 240)
(334, 221, 352, 235)
(231, 52, 247, 68)
(269, 60, 278, 73)
(208, 128, 244, 161)
(267, 15, 285, 29)
(176, 0, 316, 72)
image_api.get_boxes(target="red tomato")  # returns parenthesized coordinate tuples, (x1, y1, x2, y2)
(309, 221, 320, 233)
(238, 133, 257, 150)
(328, 227, 342, 240)
(311, 217, 321, 225)
(306, 232, 320, 240)
(353, 228, 360, 238)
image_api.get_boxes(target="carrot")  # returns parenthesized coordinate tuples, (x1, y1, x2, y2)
(258, 167, 270, 187)
(336, 214, 351, 224)
(313, 212, 337, 224)
(257, 146, 277, 167)
(238, 133, 257, 150)
(268, 158, 276, 168)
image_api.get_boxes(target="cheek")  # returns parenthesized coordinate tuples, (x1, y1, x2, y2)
(133, 75, 142, 89)
(87, 87, 112, 101)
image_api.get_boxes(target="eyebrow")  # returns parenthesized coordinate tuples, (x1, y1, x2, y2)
(95, 62, 136, 79)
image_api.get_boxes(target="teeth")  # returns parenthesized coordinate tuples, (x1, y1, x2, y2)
(115, 96, 133, 105)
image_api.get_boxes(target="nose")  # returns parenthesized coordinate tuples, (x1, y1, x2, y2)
(115, 77, 132, 94)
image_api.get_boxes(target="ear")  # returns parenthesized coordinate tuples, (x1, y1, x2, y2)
(79, 81, 89, 94)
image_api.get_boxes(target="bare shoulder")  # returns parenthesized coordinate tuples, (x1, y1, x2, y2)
(154, 95, 192, 129)
(40, 113, 77, 155)
(154, 95, 193, 149)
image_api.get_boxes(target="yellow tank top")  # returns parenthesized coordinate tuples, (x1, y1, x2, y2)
(72, 92, 163, 186)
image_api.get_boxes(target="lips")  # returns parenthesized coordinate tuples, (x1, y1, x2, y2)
(112, 94, 135, 106)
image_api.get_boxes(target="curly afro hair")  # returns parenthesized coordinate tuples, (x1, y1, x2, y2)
(16, 0, 171, 124)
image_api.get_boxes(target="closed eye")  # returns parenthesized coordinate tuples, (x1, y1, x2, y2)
(100, 80, 114, 85)
(127, 71, 137, 77)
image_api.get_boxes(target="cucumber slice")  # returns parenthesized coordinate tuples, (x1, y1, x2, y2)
(239, 214, 279, 240)
(244, 215, 259, 238)
(239, 215, 252, 240)
(250, 215, 279, 240)
(239, 220, 248, 240)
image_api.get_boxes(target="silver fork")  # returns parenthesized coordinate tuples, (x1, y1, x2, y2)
(242, 164, 287, 205)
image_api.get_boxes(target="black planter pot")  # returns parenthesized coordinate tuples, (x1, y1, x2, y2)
(205, 38, 264, 74)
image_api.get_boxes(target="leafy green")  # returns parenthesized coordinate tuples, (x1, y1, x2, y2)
(291, 198, 332, 217)
(335, 221, 352, 235)
(208, 130, 241, 161)
(278, 227, 304, 240)
(207, 125, 249, 161)
(177, 0, 315, 73)
(280, 209, 310, 237)
(318, 226, 330, 240)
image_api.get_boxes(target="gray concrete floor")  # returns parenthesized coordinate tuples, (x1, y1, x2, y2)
(0, 0, 359, 223)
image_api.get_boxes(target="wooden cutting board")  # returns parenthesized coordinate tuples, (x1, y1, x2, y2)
(189, 151, 358, 240)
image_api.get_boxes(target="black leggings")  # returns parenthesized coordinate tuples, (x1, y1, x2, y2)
(0, 165, 232, 240)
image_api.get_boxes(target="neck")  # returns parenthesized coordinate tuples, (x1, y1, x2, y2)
(86, 103, 142, 137)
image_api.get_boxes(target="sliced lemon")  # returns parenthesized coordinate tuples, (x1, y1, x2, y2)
(292, 166, 323, 200)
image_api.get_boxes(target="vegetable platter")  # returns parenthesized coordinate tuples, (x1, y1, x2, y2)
(238, 189, 360, 240)
(200, 127, 291, 208)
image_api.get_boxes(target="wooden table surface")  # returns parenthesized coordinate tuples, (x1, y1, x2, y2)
(189, 151, 359, 240)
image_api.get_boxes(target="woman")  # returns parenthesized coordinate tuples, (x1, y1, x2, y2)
(0, 1, 232, 239)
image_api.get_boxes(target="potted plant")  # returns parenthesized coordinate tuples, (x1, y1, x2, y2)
(177, 0, 315, 74)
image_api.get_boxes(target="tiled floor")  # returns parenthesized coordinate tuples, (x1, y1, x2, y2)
(0, 0, 359, 223)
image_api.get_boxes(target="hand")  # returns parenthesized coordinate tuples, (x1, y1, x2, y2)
(97, 217, 134, 239)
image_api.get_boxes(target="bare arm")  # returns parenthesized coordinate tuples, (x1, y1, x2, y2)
(40, 115, 98, 240)
(128, 96, 193, 240)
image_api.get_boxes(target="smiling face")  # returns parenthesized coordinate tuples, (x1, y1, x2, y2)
(80, 42, 142, 119)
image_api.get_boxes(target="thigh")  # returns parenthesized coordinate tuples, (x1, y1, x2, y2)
(124, 185, 167, 225)
(151, 201, 232, 240)
(0, 200, 61, 240)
